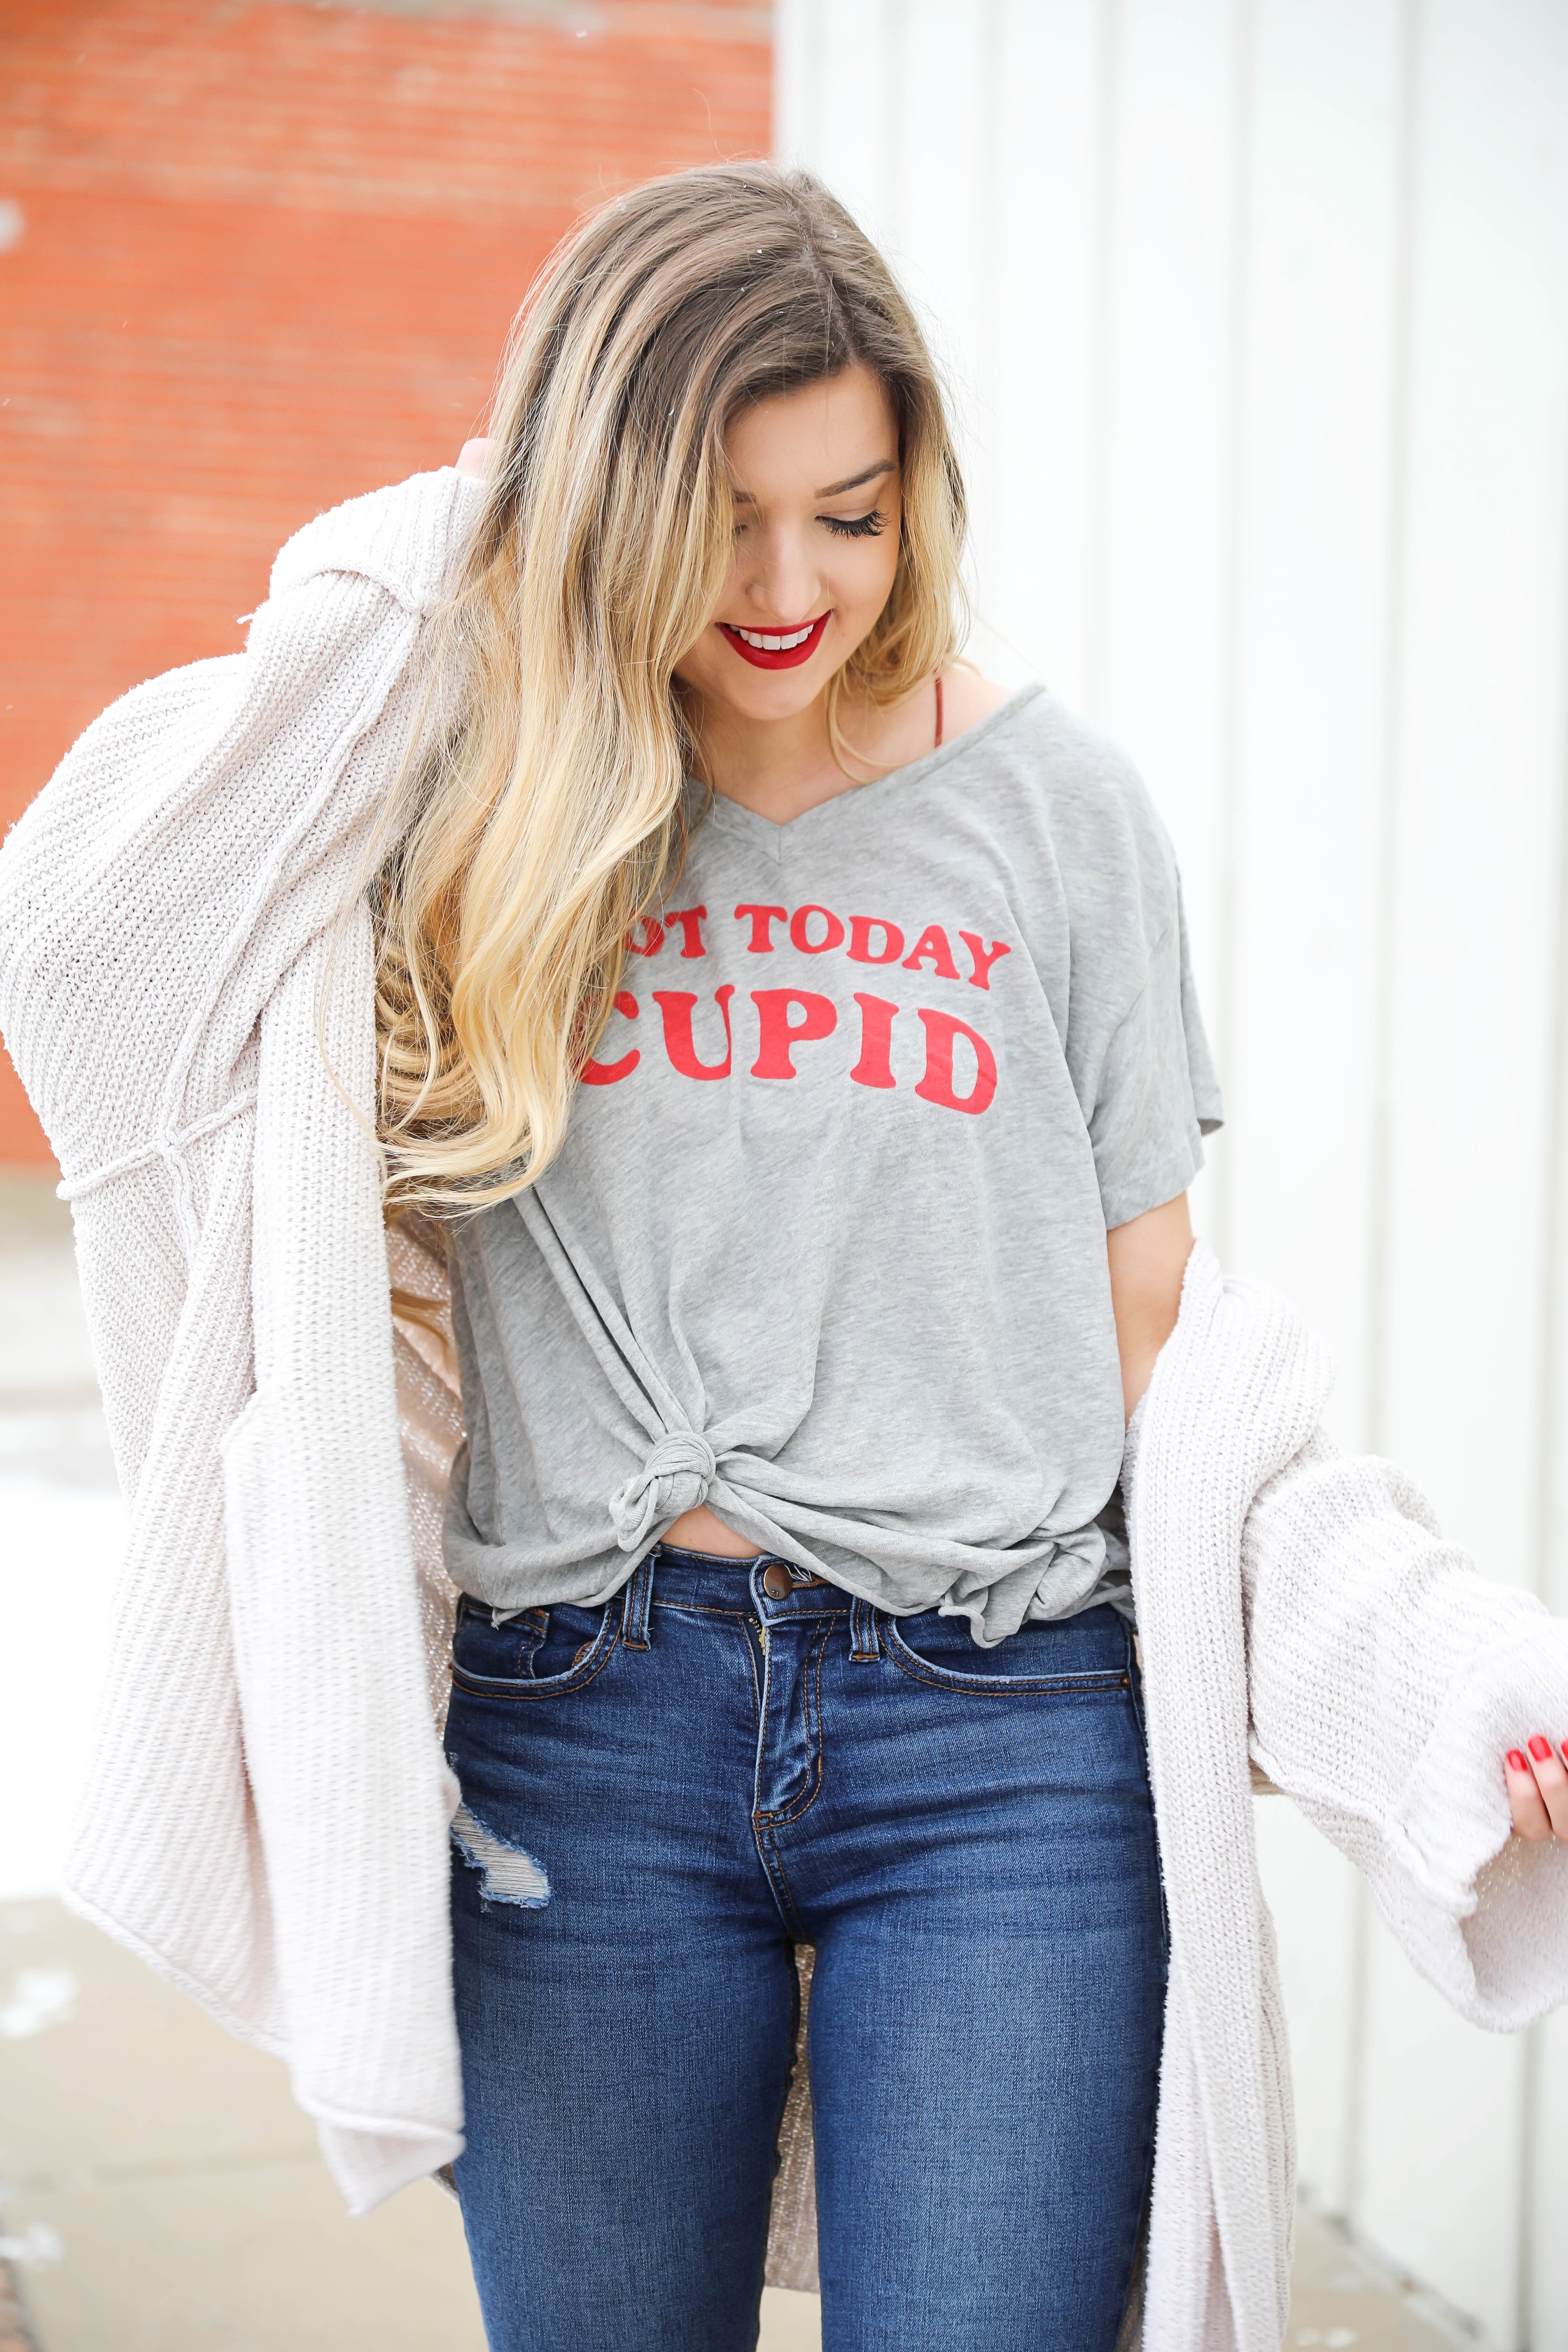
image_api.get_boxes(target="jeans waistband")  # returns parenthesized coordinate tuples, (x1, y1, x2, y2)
(631, 1548, 1122, 1670)
(648, 1543, 846, 1599)
(644, 1541, 850, 1619)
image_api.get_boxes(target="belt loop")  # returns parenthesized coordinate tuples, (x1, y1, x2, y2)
(622, 1550, 656, 1651)
(848, 1592, 880, 1662)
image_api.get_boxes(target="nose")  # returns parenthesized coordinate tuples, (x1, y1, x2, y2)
(745, 525, 822, 629)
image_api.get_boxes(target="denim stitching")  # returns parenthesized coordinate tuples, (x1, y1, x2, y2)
(769, 1623, 832, 1826)
(1121, 1619, 1171, 1956)
(1116, 1870, 1167, 2337)
(648, 1600, 755, 1618)
(1124, 1619, 1152, 1737)
(757, 1825, 809, 1942)
(888, 1658, 1130, 1698)
(764, 1953, 806, 2201)
(622, 1557, 653, 1651)
(454, 1597, 550, 1679)
(848, 1595, 881, 1660)
(731, 1616, 762, 1728)
(751, 1603, 777, 1825)
(449, 1614, 620, 1702)
(881, 1617, 1130, 1697)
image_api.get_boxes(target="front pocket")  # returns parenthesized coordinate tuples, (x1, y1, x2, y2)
(881, 1609, 1131, 1697)
(450, 1596, 618, 1698)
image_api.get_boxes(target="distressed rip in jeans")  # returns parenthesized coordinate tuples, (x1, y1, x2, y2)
(445, 1544, 1167, 2352)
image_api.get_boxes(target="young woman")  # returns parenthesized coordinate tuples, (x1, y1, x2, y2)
(3, 164, 1567, 2352)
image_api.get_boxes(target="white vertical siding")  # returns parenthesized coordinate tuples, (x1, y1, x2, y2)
(778, 5, 1568, 2343)
(1356, 8, 1568, 2335)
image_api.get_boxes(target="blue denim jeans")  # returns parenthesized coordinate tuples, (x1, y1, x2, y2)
(446, 1546, 1166, 2352)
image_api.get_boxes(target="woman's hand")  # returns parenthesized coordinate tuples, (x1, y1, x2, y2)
(456, 438, 493, 480)
(1505, 1737, 1568, 1839)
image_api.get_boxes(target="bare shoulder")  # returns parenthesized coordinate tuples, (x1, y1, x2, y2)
(939, 664, 1016, 738)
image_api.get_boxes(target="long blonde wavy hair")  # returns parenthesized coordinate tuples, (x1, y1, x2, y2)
(373, 162, 967, 1212)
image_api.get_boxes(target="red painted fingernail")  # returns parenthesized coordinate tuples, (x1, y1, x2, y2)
(1529, 1735, 1553, 1763)
(1508, 1751, 1530, 1772)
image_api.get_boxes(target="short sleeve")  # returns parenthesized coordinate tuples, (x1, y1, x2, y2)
(1176, 878, 1224, 1138)
(1022, 698, 1224, 1229)
(1087, 907, 1212, 1226)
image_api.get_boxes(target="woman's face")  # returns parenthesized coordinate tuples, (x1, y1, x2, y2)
(675, 364, 903, 720)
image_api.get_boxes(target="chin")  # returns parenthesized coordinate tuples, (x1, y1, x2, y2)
(738, 673, 829, 717)
(699, 664, 833, 720)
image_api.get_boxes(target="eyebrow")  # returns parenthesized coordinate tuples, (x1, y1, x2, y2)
(732, 457, 897, 506)
(817, 458, 897, 497)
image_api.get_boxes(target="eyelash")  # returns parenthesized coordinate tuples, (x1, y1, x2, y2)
(822, 509, 887, 540)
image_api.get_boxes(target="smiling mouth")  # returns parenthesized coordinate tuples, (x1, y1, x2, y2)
(717, 613, 830, 670)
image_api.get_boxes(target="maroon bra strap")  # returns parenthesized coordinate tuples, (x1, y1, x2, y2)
(934, 671, 944, 750)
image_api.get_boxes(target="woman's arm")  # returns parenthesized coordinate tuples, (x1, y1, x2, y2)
(1110, 1123, 1560, 1851)
(1236, 1426, 1568, 2022)
(1107, 1191, 1194, 1420)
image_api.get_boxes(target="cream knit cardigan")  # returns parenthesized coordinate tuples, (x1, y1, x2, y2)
(4, 468, 1567, 2352)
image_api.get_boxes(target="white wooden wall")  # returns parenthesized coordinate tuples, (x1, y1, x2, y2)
(778, 4, 1568, 2343)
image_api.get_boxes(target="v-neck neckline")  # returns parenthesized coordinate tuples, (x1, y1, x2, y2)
(696, 682, 1044, 850)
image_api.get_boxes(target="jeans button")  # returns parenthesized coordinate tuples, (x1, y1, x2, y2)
(762, 1562, 792, 1600)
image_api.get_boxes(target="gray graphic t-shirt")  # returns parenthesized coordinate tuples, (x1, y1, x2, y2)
(444, 685, 1222, 1642)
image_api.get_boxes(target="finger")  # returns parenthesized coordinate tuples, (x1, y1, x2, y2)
(456, 437, 493, 481)
(1525, 1735, 1568, 1839)
(1506, 1749, 1553, 1840)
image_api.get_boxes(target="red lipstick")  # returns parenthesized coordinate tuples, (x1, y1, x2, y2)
(717, 613, 830, 671)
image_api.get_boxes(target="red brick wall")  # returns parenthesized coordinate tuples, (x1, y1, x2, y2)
(0, 0, 771, 1162)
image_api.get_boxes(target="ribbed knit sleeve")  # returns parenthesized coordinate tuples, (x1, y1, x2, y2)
(0, 475, 483, 2211)
(0, 467, 480, 1190)
(1242, 1436, 1568, 2030)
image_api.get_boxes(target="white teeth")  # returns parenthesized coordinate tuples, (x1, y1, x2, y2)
(734, 622, 816, 651)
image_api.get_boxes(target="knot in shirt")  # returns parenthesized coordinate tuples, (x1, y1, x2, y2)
(610, 1429, 718, 1551)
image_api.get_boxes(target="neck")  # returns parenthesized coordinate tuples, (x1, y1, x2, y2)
(687, 682, 886, 820)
